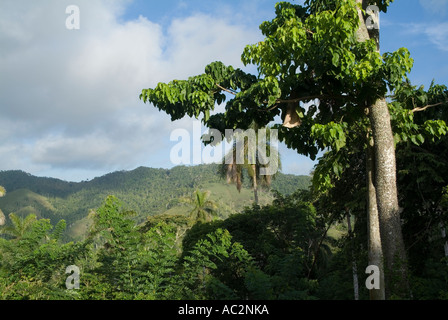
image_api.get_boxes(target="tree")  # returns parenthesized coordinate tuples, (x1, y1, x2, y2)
(219, 123, 281, 204)
(180, 228, 256, 299)
(140, 0, 442, 298)
(1, 213, 37, 240)
(85, 196, 180, 299)
(311, 78, 448, 299)
(390, 81, 448, 298)
(353, 0, 408, 299)
(181, 190, 325, 299)
(0, 215, 87, 300)
(179, 189, 218, 225)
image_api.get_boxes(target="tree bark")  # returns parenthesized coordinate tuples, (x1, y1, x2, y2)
(440, 222, 448, 263)
(368, 98, 409, 298)
(366, 137, 385, 300)
(252, 164, 259, 205)
(356, 0, 410, 298)
(346, 211, 359, 300)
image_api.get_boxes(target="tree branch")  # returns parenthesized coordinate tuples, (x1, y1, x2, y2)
(216, 83, 237, 95)
(303, 26, 314, 35)
(215, 82, 352, 113)
(260, 104, 281, 112)
(257, 94, 351, 112)
(276, 94, 345, 104)
(411, 101, 447, 113)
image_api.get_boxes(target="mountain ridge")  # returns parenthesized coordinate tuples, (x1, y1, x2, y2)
(0, 164, 311, 241)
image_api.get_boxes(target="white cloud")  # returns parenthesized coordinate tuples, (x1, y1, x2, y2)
(406, 22, 448, 52)
(0, 0, 261, 181)
(419, 0, 448, 16)
(164, 14, 255, 77)
(422, 22, 448, 52)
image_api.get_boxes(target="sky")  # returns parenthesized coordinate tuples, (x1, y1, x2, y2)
(0, 0, 447, 182)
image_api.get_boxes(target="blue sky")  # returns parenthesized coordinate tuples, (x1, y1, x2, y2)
(0, 0, 447, 182)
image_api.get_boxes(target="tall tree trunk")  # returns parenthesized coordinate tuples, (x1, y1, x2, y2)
(346, 211, 359, 300)
(368, 98, 409, 298)
(252, 164, 259, 205)
(440, 222, 448, 263)
(366, 138, 385, 300)
(356, 0, 410, 298)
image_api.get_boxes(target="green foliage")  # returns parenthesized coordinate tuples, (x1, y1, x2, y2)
(309, 79, 448, 299)
(0, 213, 88, 299)
(0, 187, 329, 300)
(0, 174, 446, 301)
(179, 228, 256, 299)
(390, 81, 448, 146)
(138, 0, 413, 175)
(1, 212, 37, 239)
(181, 191, 325, 299)
(311, 122, 347, 152)
(393, 83, 448, 291)
(178, 189, 218, 225)
(140, 61, 256, 124)
(81, 196, 179, 299)
(305, 0, 395, 14)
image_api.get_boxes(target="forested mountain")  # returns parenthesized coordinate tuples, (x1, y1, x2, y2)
(0, 164, 310, 241)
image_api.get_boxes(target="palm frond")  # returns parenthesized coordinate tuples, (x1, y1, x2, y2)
(5, 213, 37, 239)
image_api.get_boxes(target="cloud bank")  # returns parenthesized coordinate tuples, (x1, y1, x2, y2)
(0, 0, 263, 181)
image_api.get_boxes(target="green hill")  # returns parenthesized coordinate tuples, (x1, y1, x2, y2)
(0, 164, 311, 241)
(0, 188, 57, 219)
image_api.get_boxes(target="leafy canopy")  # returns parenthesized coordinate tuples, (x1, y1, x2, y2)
(140, 0, 413, 162)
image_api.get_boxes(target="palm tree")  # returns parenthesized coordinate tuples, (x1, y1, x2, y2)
(220, 123, 281, 205)
(179, 189, 218, 225)
(0, 213, 37, 239)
